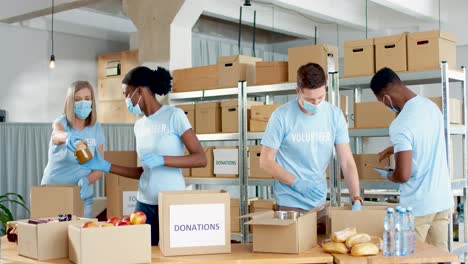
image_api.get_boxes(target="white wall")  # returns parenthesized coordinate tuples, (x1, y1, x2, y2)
(0, 23, 128, 122)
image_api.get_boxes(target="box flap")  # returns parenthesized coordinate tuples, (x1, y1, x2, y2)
(220, 100, 238, 108)
(374, 33, 406, 45)
(409, 30, 456, 42)
(345, 38, 374, 48)
(256, 61, 288, 67)
(250, 199, 275, 209)
(195, 102, 220, 109)
(217, 55, 238, 64)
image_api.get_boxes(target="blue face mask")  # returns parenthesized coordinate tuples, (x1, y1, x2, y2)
(383, 95, 399, 113)
(301, 97, 323, 114)
(126, 89, 143, 115)
(74, 100, 92, 120)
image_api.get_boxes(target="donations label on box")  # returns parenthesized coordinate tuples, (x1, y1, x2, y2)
(169, 203, 226, 248)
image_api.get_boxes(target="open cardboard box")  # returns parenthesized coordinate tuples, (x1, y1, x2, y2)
(68, 222, 151, 264)
(242, 207, 319, 254)
(16, 216, 92, 261)
(327, 204, 393, 238)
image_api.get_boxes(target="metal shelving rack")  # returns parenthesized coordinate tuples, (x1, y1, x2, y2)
(339, 62, 468, 257)
(170, 74, 341, 243)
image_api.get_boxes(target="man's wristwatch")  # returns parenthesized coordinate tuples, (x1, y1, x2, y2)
(352, 196, 363, 205)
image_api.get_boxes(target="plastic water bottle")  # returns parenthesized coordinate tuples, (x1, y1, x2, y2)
(396, 208, 410, 256)
(383, 208, 396, 256)
(406, 207, 416, 254)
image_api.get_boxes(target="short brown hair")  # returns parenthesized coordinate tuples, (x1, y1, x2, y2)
(296, 63, 327, 89)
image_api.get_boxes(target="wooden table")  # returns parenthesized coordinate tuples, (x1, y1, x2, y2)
(1, 236, 333, 263)
(333, 241, 458, 264)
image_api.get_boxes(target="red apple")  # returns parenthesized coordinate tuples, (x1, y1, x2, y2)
(100, 223, 114, 227)
(107, 216, 120, 226)
(130, 210, 147, 225)
(81, 221, 98, 228)
(121, 215, 131, 223)
(116, 221, 129, 226)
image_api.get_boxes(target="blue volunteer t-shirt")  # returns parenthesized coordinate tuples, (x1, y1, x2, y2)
(134, 105, 191, 205)
(261, 99, 349, 210)
(42, 115, 105, 185)
(390, 96, 453, 216)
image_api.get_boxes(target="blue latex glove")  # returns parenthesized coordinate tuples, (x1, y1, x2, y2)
(352, 202, 362, 211)
(66, 134, 83, 152)
(141, 153, 165, 169)
(291, 178, 324, 201)
(81, 150, 111, 173)
(78, 177, 93, 200)
(373, 167, 394, 180)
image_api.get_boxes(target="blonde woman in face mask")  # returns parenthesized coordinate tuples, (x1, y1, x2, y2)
(41, 81, 105, 218)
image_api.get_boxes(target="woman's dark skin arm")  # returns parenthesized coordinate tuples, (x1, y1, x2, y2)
(108, 164, 144, 180)
(163, 128, 207, 168)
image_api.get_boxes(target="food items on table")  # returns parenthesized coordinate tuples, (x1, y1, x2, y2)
(351, 243, 379, 257)
(332, 227, 357, 243)
(370, 236, 383, 251)
(345, 233, 371, 248)
(322, 242, 349, 254)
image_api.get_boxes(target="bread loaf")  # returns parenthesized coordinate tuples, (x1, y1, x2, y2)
(370, 236, 383, 251)
(350, 243, 379, 256)
(323, 242, 349, 254)
(332, 227, 357, 243)
(345, 233, 371, 248)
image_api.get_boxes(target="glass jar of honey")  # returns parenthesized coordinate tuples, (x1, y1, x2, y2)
(74, 140, 93, 164)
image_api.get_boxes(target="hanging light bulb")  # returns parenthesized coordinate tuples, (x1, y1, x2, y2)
(49, 54, 55, 69)
(49, 0, 55, 69)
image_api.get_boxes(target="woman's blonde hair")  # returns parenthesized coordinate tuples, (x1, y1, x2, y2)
(63, 81, 97, 128)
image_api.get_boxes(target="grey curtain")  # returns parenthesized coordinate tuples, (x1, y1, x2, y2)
(0, 123, 135, 221)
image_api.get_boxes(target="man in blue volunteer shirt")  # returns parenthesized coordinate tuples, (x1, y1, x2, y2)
(371, 67, 453, 250)
(259, 63, 362, 217)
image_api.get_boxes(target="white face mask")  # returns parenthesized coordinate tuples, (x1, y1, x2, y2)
(125, 89, 142, 115)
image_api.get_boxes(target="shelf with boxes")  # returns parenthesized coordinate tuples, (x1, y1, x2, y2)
(342, 29, 466, 255)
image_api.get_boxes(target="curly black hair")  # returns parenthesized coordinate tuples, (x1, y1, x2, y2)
(122, 66, 172, 96)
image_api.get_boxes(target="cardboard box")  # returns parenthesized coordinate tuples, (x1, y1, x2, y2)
(245, 209, 317, 254)
(195, 102, 221, 134)
(214, 147, 238, 177)
(31, 185, 84, 219)
(217, 55, 262, 88)
(255, 61, 288, 85)
(221, 100, 264, 133)
(408, 30, 456, 71)
(172, 65, 218, 92)
(158, 190, 231, 256)
(191, 147, 214, 177)
(248, 145, 271, 179)
(430, 97, 463, 124)
(231, 198, 241, 233)
(176, 104, 195, 131)
(344, 38, 375, 77)
(354, 154, 391, 180)
(327, 205, 389, 237)
(104, 151, 139, 218)
(68, 223, 151, 264)
(17, 217, 92, 261)
(232, 198, 261, 233)
(249, 104, 283, 132)
(249, 199, 275, 213)
(97, 77, 124, 101)
(288, 44, 339, 82)
(97, 100, 137, 124)
(375, 33, 407, 72)
(354, 102, 397, 128)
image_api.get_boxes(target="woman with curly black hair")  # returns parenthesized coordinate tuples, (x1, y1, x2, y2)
(81, 66, 207, 246)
